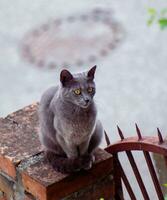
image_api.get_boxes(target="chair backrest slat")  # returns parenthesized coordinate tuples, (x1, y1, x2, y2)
(117, 158, 137, 200)
(126, 151, 150, 200)
(143, 151, 164, 200)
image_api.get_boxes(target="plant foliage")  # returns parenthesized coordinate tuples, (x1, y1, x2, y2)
(147, 7, 167, 29)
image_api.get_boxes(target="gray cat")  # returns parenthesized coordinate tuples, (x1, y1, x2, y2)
(38, 66, 103, 173)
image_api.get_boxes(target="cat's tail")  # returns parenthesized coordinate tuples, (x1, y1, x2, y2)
(45, 151, 93, 174)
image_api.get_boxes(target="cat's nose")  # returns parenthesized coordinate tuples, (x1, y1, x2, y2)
(85, 99, 90, 104)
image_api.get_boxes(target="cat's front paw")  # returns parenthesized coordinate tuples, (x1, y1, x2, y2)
(91, 154, 95, 163)
(81, 154, 95, 170)
(83, 161, 92, 170)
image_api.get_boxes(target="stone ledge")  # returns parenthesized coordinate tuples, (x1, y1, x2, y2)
(0, 103, 41, 178)
(20, 149, 113, 200)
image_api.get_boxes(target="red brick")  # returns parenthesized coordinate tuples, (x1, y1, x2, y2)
(0, 196, 7, 200)
(0, 191, 7, 200)
(0, 174, 14, 199)
(24, 192, 35, 200)
(63, 174, 114, 200)
(0, 197, 6, 200)
(0, 103, 41, 179)
(84, 176, 114, 200)
(0, 155, 16, 179)
(21, 149, 113, 200)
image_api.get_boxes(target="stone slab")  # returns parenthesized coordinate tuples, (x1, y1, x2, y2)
(0, 103, 41, 178)
(21, 149, 113, 200)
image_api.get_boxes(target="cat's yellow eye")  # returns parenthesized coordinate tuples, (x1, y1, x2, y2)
(74, 88, 81, 95)
(87, 87, 93, 93)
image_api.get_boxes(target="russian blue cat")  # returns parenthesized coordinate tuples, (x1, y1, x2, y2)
(39, 66, 103, 173)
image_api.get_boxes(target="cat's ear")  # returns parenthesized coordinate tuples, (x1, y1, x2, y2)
(87, 65, 97, 80)
(60, 69, 73, 86)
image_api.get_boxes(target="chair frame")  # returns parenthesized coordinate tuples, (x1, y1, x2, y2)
(105, 124, 167, 200)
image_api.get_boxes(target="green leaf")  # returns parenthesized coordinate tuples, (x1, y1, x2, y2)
(163, 183, 167, 187)
(159, 18, 167, 29)
(147, 7, 157, 26)
(147, 16, 156, 26)
(165, 194, 167, 200)
(148, 8, 156, 15)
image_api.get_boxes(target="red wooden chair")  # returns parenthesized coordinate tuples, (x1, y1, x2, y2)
(105, 124, 167, 200)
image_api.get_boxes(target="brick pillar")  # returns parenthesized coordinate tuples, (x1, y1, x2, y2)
(0, 104, 114, 200)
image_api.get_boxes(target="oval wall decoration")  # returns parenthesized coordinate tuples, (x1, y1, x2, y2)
(20, 8, 123, 69)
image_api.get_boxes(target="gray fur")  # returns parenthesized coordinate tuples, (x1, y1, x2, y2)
(38, 66, 103, 173)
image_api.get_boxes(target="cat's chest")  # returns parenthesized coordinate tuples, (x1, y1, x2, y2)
(58, 109, 96, 144)
(65, 119, 95, 144)
(63, 111, 95, 131)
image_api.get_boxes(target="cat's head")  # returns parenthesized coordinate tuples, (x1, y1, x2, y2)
(60, 66, 97, 108)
